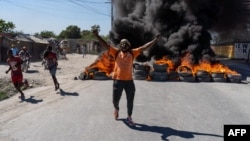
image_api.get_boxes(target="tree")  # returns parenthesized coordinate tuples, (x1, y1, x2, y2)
(58, 25, 81, 39)
(0, 19, 15, 33)
(36, 30, 56, 38)
(91, 25, 100, 32)
(81, 30, 92, 40)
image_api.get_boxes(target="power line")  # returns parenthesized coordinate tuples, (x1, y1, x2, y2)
(68, 0, 110, 17)
(3, 0, 46, 14)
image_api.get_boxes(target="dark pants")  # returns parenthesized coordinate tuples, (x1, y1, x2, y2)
(113, 80, 135, 117)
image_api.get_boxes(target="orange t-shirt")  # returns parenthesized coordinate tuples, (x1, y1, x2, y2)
(109, 46, 141, 80)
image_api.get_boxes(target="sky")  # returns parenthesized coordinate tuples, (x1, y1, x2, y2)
(0, 0, 112, 35)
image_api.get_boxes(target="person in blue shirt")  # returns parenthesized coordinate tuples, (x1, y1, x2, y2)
(11, 44, 19, 56)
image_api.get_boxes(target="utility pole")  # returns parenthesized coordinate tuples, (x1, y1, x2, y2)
(106, 0, 113, 28)
(111, 0, 113, 27)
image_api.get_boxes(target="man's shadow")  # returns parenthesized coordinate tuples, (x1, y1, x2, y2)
(120, 119, 223, 141)
(25, 70, 39, 73)
(22, 96, 43, 104)
(58, 89, 79, 96)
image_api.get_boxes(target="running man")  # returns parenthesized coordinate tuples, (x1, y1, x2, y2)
(5, 49, 29, 100)
(43, 46, 60, 91)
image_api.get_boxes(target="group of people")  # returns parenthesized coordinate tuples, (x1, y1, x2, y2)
(6, 45, 59, 100)
(6, 30, 160, 126)
(11, 45, 31, 64)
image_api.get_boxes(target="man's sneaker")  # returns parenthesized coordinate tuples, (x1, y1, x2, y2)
(55, 83, 60, 91)
(19, 94, 25, 100)
(126, 117, 135, 126)
(114, 109, 119, 120)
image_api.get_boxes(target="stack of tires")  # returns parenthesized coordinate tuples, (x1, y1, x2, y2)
(149, 63, 168, 81)
(168, 71, 179, 81)
(211, 72, 227, 82)
(196, 70, 212, 82)
(133, 63, 150, 80)
(177, 66, 196, 82)
(227, 73, 242, 83)
(93, 71, 110, 80)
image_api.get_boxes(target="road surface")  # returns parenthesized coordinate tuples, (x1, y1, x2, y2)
(1, 56, 250, 141)
(1, 77, 250, 141)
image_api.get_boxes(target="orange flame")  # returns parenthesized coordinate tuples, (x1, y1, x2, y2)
(84, 51, 115, 76)
(154, 56, 175, 73)
(84, 51, 239, 80)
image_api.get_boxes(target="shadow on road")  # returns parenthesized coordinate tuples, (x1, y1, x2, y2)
(120, 119, 223, 141)
(25, 70, 39, 73)
(59, 89, 79, 96)
(23, 96, 43, 104)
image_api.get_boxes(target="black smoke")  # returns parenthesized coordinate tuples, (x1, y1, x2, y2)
(109, 0, 250, 66)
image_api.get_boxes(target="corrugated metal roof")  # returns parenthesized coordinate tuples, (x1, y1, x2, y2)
(29, 35, 49, 44)
(15, 34, 33, 42)
(14, 34, 49, 44)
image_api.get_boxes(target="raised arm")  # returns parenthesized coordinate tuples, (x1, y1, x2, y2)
(138, 33, 161, 51)
(92, 30, 110, 49)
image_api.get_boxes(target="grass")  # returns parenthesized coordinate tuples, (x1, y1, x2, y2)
(0, 91, 9, 101)
(0, 79, 17, 101)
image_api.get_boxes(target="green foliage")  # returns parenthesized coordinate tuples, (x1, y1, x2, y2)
(0, 19, 15, 33)
(0, 91, 9, 101)
(91, 25, 100, 32)
(81, 25, 109, 40)
(81, 29, 95, 40)
(58, 25, 81, 39)
(0, 80, 16, 101)
(36, 30, 56, 38)
(0, 18, 108, 40)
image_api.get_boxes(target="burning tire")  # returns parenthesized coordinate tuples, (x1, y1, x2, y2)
(177, 66, 195, 82)
(179, 76, 196, 82)
(150, 71, 168, 81)
(78, 72, 86, 80)
(133, 64, 150, 80)
(133, 63, 149, 71)
(153, 64, 167, 72)
(196, 70, 211, 82)
(227, 74, 242, 83)
(212, 77, 227, 82)
(211, 72, 227, 82)
(93, 72, 110, 80)
(168, 71, 179, 81)
(133, 70, 148, 80)
(211, 72, 225, 78)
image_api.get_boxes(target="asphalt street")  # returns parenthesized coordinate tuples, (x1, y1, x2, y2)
(0, 59, 250, 141)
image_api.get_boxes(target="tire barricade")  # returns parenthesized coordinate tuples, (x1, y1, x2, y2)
(177, 66, 196, 82)
(79, 63, 242, 83)
(149, 64, 168, 81)
(133, 63, 150, 80)
(196, 70, 212, 82)
(210, 72, 227, 82)
(227, 74, 242, 83)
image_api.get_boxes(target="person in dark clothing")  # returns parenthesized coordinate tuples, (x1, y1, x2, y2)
(43, 46, 60, 91)
(93, 29, 160, 126)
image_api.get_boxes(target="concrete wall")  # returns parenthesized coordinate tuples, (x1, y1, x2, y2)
(212, 42, 250, 59)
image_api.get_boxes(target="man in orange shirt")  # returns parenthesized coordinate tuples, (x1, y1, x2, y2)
(93, 30, 160, 126)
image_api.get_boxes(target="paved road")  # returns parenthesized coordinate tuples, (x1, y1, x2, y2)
(0, 59, 250, 141)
